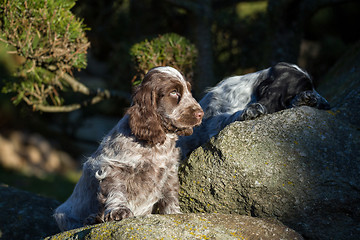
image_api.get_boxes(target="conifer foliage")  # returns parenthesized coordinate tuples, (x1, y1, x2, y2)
(130, 33, 197, 86)
(0, 0, 90, 111)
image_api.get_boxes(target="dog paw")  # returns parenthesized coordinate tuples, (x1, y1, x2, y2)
(291, 91, 318, 107)
(240, 103, 267, 120)
(104, 207, 134, 222)
(291, 90, 330, 110)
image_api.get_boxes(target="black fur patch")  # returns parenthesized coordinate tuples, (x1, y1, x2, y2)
(255, 62, 314, 113)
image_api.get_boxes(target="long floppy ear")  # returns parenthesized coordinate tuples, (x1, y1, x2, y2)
(127, 83, 166, 145)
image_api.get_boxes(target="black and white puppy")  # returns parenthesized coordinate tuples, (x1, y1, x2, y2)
(177, 62, 330, 158)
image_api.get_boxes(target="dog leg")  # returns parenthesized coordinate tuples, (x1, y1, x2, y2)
(95, 175, 134, 223)
(240, 103, 267, 120)
(156, 174, 181, 214)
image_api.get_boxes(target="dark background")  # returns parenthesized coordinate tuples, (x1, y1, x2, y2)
(0, 0, 359, 201)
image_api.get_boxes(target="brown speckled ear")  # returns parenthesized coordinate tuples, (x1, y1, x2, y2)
(127, 82, 166, 145)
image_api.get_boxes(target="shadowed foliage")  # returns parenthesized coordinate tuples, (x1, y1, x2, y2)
(0, 0, 89, 109)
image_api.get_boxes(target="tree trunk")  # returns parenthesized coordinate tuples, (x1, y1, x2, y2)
(192, 2, 216, 97)
(166, 0, 216, 98)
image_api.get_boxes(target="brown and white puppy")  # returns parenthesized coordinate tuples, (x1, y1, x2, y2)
(54, 66, 203, 231)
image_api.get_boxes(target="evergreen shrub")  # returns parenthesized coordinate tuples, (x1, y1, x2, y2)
(130, 33, 197, 85)
(0, 0, 89, 108)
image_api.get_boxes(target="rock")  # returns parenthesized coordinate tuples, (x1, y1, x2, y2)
(178, 106, 360, 240)
(317, 40, 360, 127)
(0, 131, 76, 177)
(45, 213, 303, 240)
(0, 184, 60, 240)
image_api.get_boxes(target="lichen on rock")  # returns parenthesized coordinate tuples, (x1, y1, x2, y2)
(45, 213, 303, 240)
(179, 106, 360, 239)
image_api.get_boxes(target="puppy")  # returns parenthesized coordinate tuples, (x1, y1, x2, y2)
(54, 66, 203, 231)
(177, 62, 330, 158)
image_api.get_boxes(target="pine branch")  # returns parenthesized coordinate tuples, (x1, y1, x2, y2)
(32, 88, 131, 112)
(56, 70, 90, 95)
(25, 68, 132, 112)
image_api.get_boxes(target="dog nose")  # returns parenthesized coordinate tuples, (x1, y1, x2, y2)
(195, 110, 204, 120)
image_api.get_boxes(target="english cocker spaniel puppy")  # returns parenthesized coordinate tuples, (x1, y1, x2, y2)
(54, 67, 203, 231)
(177, 62, 330, 158)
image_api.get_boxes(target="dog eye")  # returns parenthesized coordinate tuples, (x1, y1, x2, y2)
(170, 90, 181, 103)
(170, 90, 179, 97)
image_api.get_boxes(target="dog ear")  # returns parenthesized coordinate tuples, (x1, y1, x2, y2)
(127, 83, 167, 145)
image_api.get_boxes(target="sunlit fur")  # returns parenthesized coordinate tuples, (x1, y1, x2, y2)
(54, 67, 203, 231)
(177, 62, 330, 159)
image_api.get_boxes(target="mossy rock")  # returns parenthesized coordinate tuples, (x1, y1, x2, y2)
(45, 213, 303, 240)
(179, 106, 360, 240)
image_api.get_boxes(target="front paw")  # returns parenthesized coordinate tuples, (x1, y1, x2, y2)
(104, 207, 134, 222)
(291, 90, 318, 107)
(291, 90, 330, 110)
(240, 103, 267, 120)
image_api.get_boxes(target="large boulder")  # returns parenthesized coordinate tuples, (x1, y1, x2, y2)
(0, 184, 60, 240)
(178, 106, 360, 240)
(317, 40, 360, 128)
(45, 213, 303, 240)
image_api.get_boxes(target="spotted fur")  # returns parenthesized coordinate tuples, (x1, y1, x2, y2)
(177, 62, 330, 158)
(54, 67, 203, 231)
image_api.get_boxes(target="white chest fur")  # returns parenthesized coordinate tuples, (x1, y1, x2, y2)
(96, 132, 180, 217)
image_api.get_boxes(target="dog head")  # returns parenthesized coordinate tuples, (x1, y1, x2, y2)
(127, 67, 203, 145)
